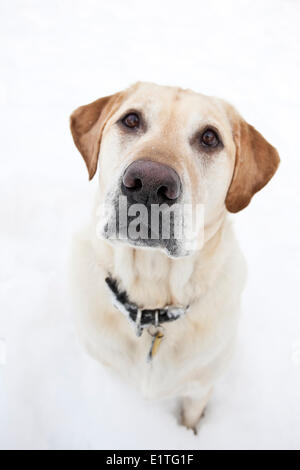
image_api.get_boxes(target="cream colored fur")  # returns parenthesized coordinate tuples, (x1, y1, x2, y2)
(70, 218, 246, 431)
(69, 82, 279, 432)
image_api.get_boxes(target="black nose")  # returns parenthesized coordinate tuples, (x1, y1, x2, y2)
(122, 160, 181, 206)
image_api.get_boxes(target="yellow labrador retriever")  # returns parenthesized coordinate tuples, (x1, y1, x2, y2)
(69, 82, 279, 432)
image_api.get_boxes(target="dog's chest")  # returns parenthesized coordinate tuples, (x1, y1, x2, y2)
(111, 323, 192, 399)
(101, 296, 226, 400)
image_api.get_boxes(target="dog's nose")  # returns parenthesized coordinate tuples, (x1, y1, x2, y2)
(122, 160, 181, 205)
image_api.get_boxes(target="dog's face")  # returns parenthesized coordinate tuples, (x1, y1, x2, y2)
(70, 82, 279, 257)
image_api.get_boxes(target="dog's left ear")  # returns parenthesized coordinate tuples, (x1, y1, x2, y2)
(70, 92, 124, 180)
(225, 109, 280, 213)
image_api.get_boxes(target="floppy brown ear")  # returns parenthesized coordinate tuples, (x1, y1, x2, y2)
(70, 92, 123, 180)
(225, 115, 280, 213)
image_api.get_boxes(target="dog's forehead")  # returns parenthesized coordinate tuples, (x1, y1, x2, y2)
(121, 82, 230, 131)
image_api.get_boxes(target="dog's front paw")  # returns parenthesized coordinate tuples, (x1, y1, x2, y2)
(179, 389, 211, 433)
(180, 405, 206, 435)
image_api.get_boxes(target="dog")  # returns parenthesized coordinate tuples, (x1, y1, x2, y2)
(69, 82, 280, 432)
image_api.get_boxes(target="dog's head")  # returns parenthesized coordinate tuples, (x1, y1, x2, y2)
(70, 82, 280, 257)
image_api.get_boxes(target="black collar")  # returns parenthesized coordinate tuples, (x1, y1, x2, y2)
(105, 276, 188, 336)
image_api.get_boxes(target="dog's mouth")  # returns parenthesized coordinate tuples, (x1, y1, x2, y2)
(103, 202, 183, 257)
(97, 193, 205, 257)
(96, 190, 205, 258)
(116, 234, 184, 258)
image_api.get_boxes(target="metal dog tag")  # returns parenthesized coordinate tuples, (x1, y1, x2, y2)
(147, 329, 164, 362)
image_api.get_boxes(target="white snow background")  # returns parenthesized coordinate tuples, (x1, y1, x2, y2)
(0, 0, 300, 450)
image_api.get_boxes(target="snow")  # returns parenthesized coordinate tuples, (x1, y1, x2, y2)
(0, 0, 300, 450)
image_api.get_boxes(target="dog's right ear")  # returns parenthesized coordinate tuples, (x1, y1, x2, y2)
(70, 92, 123, 180)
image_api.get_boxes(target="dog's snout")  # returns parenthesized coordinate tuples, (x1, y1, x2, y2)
(122, 160, 181, 205)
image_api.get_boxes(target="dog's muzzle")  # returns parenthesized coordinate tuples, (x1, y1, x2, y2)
(101, 160, 189, 257)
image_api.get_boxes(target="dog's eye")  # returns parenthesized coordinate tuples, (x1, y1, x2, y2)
(201, 129, 220, 148)
(122, 113, 140, 129)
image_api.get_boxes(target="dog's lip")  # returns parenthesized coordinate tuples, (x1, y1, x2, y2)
(112, 234, 186, 255)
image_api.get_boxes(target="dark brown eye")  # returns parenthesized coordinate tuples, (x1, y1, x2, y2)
(122, 113, 140, 129)
(201, 129, 220, 148)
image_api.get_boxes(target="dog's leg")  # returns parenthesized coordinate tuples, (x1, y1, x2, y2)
(180, 387, 212, 434)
